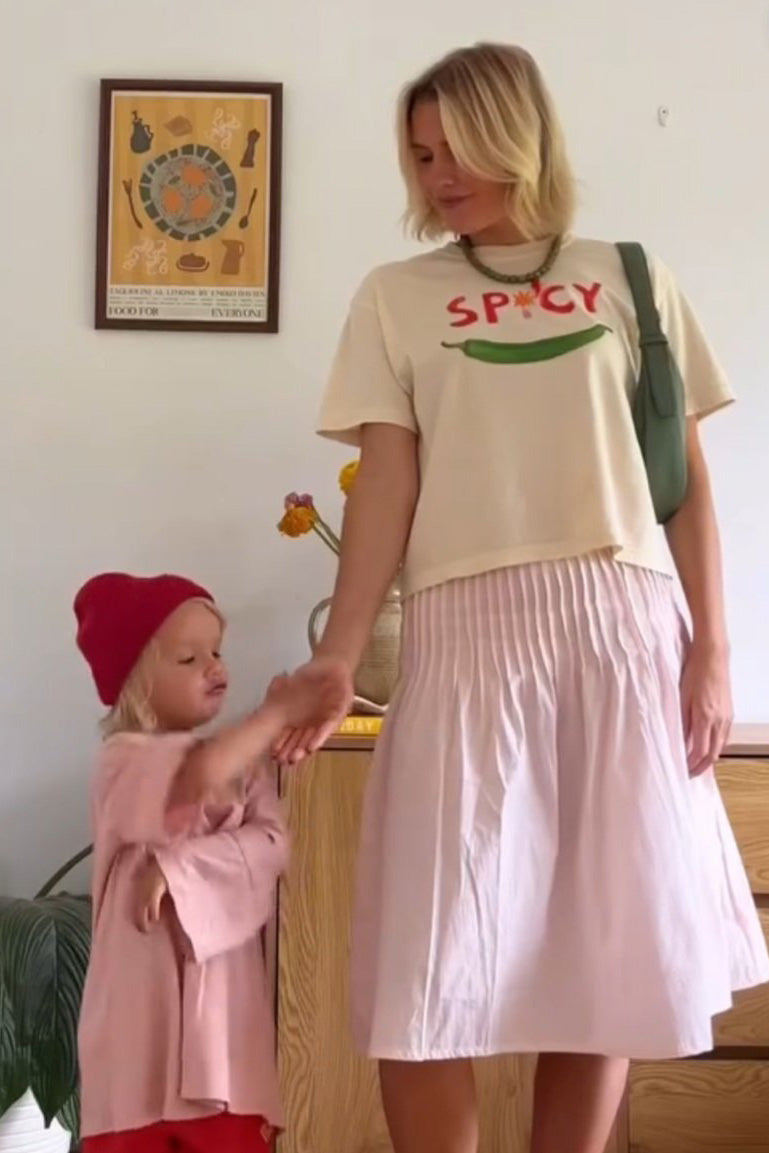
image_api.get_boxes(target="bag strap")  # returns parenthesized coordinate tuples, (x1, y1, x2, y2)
(616, 241, 678, 418)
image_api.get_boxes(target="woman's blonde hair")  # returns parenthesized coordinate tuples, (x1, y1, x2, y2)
(397, 43, 576, 242)
(100, 599, 225, 737)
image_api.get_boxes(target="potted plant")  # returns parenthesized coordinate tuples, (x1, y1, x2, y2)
(0, 846, 92, 1152)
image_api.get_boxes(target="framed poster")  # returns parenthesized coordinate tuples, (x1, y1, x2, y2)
(95, 79, 282, 333)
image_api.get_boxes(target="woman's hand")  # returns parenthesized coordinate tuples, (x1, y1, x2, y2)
(266, 659, 353, 734)
(680, 642, 733, 776)
(172, 665, 354, 807)
(272, 656, 354, 765)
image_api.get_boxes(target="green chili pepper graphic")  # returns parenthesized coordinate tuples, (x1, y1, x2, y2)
(441, 324, 611, 364)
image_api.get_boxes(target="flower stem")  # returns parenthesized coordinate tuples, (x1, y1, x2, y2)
(312, 522, 339, 555)
(316, 516, 341, 550)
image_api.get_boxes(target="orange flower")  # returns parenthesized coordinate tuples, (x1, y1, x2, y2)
(338, 459, 359, 496)
(278, 505, 318, 538)
(513, 290, 536, 318)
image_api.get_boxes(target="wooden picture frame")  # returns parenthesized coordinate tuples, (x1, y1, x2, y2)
(95, 79, 282, 333)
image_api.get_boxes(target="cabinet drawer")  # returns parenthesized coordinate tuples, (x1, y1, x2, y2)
(714, 910, 769, 1046)
(717, 760, 769, 894)
(629, 1061, 769, 1152)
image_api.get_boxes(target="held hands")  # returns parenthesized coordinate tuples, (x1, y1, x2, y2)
(134, 856, 168, 932)
(172, 660, 354, 808)
(268, 656, 354, 765)
(681, 641, 733, 776)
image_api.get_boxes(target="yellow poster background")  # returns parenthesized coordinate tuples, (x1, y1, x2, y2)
(109, 92, 270, 291)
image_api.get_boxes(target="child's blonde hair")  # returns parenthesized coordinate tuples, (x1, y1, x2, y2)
(101, 641, 160, 736)
(397, 42, 577, 242)
(101, 600, 225, 737)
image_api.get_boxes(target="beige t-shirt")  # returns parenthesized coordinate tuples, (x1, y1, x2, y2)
(317, 235, 733, 598)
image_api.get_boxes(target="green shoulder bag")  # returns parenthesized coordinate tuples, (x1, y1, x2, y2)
(616, 241, 687, 524)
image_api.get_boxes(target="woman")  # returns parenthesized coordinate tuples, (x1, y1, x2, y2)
(280, 43, 769, 1153)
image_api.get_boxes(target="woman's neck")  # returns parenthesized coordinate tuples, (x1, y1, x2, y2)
(465, 219, 532, 246)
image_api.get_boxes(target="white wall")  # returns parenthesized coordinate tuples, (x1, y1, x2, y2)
(2, 0, 767, 894)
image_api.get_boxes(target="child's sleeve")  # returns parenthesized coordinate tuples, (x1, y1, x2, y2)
(94, 733, 202, 845)
(153, 769, 289, 964)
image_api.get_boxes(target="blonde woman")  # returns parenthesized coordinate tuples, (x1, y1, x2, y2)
(279, 44, 769, 1153)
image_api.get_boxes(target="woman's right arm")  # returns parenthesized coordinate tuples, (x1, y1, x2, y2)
(278, 422, 419, 761)
(319, 422, 418, 666)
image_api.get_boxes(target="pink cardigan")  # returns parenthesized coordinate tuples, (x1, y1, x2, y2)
(78, 732, 288, 1138)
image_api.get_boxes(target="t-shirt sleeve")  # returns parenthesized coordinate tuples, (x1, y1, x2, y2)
(317, 271, 417, 446)
(650, 254, 735, 419)
(94, 733, 201, 846)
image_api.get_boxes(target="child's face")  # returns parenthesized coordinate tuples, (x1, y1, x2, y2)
(149, 600, 228, 730)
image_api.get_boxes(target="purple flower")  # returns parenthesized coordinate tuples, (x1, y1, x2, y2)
(284, 491, 315, 510)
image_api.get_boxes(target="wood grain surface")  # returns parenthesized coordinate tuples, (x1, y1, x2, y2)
(629, 1061, 769, 1152)
(714, 910, 769, 1046)
(277, 750, 390, 1153)
(717, 760, 769, 894)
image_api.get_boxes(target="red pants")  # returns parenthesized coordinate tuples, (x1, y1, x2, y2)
(82, 1113, 273, 1153)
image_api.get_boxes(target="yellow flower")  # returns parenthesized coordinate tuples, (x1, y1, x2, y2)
(278, 505, 318, 538)
(339, 459, 360, 496)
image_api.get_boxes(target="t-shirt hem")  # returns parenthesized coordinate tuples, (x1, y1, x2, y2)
(317, 410, 417, 447)
(687, 393, 735, 421)
(401, 539, 673, 598)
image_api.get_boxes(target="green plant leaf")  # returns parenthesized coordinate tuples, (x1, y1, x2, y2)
(0, 895, 91, 1124)
(0, 975, 30, 1116)
(57, 1089, 80, 1145)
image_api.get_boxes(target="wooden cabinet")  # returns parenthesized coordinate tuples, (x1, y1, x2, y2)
(718, 760, 769, 895)
(277, 748, 391, 1153)
(625, 751, 769, 1152)
(713, 911, 769, 1046)
(276, 734, 769, 1153)
(629, 1063, 769, 1153)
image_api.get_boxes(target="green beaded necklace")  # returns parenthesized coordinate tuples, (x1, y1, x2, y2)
(458, 233, 562, 285)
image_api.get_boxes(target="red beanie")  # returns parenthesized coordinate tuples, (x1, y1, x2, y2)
(74, 572, 215, 706)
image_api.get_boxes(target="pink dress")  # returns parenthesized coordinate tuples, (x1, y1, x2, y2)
(78, 732, 287, 1139)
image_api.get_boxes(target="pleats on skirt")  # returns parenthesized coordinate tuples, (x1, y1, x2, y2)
(350, 553, 769, 1060)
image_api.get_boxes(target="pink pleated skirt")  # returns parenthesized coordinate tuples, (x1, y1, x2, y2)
(350, 554, 769, 1061)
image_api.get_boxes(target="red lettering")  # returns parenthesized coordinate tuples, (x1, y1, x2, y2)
(447, 295, 479, 327)
(540, 285, 575, 314)
(482, 292, 510, 325)
(574, 282, 602, 314)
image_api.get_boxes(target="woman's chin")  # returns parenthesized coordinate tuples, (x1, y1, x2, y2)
(440, 211, 497, 241)
(439, 211, 472, 237)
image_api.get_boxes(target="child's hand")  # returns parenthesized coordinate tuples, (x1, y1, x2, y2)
(174, 661, 354, 806)
(134, 857, 168, 933)
(265, 661, 351, 730)
(268, 657, 354, 762)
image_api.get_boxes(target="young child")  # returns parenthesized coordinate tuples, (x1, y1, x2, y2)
(74, 572, 340, 1153)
